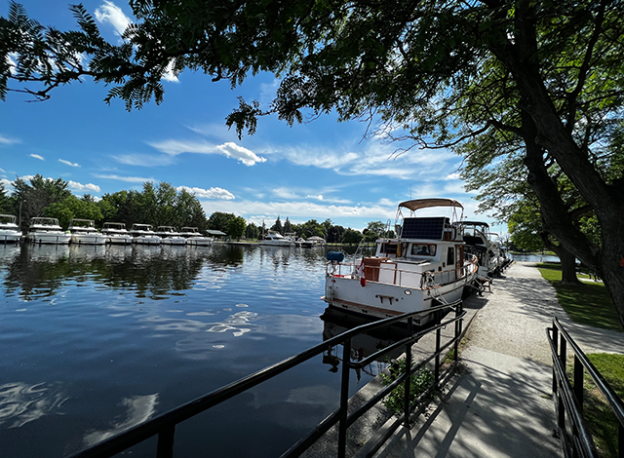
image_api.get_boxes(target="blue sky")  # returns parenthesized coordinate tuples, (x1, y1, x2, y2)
(1, 1, 505, 234)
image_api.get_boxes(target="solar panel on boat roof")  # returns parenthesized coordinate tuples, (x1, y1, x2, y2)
(401, 217, 446, 239)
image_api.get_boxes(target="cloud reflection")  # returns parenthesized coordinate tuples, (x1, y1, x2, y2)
(0, 381, 68, 428)
(83, 394, 159, 447)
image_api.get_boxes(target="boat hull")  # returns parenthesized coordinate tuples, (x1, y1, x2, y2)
(71, 234, 106, 245)
(26, 232, 71, 245)
(133, 236, 161, 245)
(0, 231, 21, 243)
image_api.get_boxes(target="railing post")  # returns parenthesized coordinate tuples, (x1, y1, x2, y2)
(618, 421, 623, 458)
(338, 339, 352, 458)
(156, 425, 175, 458)
(434, 319, 441, 383)
(454, 302, 462, 362)
(552, 325, 559, 394)
(573, 355, 584, 415)
(403, 317, 413, 427)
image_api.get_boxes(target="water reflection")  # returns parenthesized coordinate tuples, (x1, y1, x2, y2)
(0, 381, 69, 428)
(320, 307, 408, 380)
(82, 394, 159, 447)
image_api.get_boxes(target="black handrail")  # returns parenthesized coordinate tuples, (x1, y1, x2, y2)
(547, 316, 624, 458)
(69, 300, 465, 458)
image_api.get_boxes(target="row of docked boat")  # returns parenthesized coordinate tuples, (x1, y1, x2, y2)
(322, 198, 509, 328)
(0, 214, 213, 246)
(260, 230, 326, 247)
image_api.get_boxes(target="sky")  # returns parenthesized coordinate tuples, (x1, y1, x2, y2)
(1, 0, 506, 235)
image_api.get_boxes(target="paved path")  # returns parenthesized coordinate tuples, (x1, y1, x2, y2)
(365, 261, 624, 458)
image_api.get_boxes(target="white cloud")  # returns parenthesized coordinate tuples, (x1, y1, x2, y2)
(69, 181, 101, 192)
(176, 186, 235, 200)
(113, 153, 175, 167)
(1, 178, 12, 190)
(0, 168, 5, 173)
(273, 187, 299, 199)
(95, 1, 131, 36)
(162, 59, 179, 83)
(148, 140, 267, 166)
(0, 134, 19, 145)
(59, 159, 80, 167)
(94, 174, 153, 183)
(307, 194, 323, 200)
(30, 154, 44, 161)
(263, 142, 459, 180)
(445, 172, 461, 180)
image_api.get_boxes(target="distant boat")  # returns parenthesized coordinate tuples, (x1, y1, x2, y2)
(69, 219, 106, 245)
(130, 224, 161, 245)
(0, 214, 22, 243)
(25, 217, 71, 245)
(323, 198, 478, 327)
(157, 226, 187, 245)
(462, 221, 505, 277)
(260, 230, 296, 247)
(180, 227, 213, 246)
(101, 222, 133, 245)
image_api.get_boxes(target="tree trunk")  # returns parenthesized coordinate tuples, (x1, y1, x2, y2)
(554, 246, 581, 285)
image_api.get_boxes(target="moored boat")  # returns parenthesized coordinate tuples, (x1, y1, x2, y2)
(69, 219, 106, 245)
(463, 221, 504, 277)
(0, 214, 22, 243)
(322, 198, 478, 326)
(260, 230, 296, 247)
(180, 227, 213, 246)
(130, 223, 161, 245)
(157, 226, 187, 245)
(101, 222, 133, 245)
(25, 217, 71, 245)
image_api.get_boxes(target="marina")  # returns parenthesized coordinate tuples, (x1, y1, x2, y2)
(0, 242, 377, 458)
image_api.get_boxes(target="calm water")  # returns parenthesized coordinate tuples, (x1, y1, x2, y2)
(0, 243, 379, 458)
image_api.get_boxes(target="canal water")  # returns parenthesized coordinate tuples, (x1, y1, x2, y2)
(0, 243, 379, 458)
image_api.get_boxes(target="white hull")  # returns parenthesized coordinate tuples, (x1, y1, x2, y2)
(71, 234, 106, 245)
(161, 237, 186, 246)
(324, 267, 473, 324)
(0, 231, 21, 243)
(186, 237, 213, 246)
(27, 232, 71, 245)
(133, 236, 161, 245)
(106, 234, 133, 245)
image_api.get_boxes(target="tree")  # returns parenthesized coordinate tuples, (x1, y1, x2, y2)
(227, 216, 246, 240)
(283, 217, 292, 234)
(45, 195, 103, 229)
(208, 212, 235, 233)
(245, 222, 259, 240)
(3, 1, 624, 326)
(0, 181, 10, 213)
(341, 228, 363, 245)
(326, 225, 346, 244)
(363, 221, 386, 242)
(11, 174, 71, 229)
(271, 216, 283, 235)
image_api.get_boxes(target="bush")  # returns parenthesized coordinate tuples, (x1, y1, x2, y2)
(380, 359, 435, 414)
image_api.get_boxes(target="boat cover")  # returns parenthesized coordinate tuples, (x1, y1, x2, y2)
(398, 198, 463, 212)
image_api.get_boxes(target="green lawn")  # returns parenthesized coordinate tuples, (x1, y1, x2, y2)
(582, 353, 624, 457)
(537, 263, 621, 332)
(538, 263, 623, 455)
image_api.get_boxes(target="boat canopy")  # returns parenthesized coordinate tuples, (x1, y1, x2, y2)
(462, 221, 489, 227)
(398, 198, 463, 212)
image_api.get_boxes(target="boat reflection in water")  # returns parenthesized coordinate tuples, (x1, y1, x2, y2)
(320, 307, 410, 381)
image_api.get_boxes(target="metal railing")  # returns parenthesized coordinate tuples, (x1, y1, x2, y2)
(547, 317, 624, 458)
(69, 300, 465, 458)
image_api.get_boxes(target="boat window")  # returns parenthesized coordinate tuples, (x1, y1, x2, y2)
(412, 244, 436, 256)
(380, 243, 398, 255)
(447, 247, 455, 266)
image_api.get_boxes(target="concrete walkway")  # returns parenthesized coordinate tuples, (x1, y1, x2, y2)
(366, 261, 623, 458)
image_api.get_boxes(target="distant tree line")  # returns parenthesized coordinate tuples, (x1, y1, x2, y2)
(0, 176, 392, 243)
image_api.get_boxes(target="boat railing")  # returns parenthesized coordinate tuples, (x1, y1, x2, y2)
(327, 262, 465, 290)
(67, 300, 465, 458)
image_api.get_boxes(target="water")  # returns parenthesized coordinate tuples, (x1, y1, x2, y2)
(509, 253, 560, 263)
(0, 243, 378, 458)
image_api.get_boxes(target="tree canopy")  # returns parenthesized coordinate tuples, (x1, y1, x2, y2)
(3, 0, 624, 326)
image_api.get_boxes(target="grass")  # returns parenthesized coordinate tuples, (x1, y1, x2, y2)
(536, 263, 621, 332)
(576, 353, 624, 457)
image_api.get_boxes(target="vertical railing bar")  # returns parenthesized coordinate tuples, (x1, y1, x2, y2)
(338, 339, 352, 458)
(552, 326, 559, 394)
(156, 425, 175, 458)
(403, 317, 413, 427)
(619, 421, 623, 458)
(434, 319, 441, 383)
(573, 354, 584, 416)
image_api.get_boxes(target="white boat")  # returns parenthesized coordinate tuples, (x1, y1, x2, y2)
(25, 217, 71, 245)
(157, 226, 187, 245)
(260, 230, 296, 247)
(323, 199, 479, 326)
(130, 223, 161, 245)
(180, 227, 213, 246)
(463, 221, 504, 277)
(69, 219, 106, 245)
(101, 222, 133, 245)
(0, 214, 22, 243)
